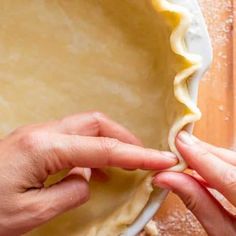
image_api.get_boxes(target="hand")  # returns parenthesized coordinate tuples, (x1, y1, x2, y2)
(153, 131, 236, 236)
(0, 112, 177, 236)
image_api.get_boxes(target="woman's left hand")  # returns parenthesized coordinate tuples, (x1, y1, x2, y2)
(153, 131, 236, 236)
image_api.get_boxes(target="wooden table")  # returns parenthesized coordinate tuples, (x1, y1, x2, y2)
(196, 0, 235, 149)
(153, 1, 235, 235)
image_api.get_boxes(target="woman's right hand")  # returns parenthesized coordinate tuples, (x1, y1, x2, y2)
(0, 112, 177, 236)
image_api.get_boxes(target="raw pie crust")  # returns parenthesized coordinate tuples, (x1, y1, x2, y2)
(0, 0, 201, 235)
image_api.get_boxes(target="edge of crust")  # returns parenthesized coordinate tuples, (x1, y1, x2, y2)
(152, 0, 202, 171)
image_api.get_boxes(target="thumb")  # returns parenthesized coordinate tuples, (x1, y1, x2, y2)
(153, 172, 236, 236)
(23, 168, 90, 229)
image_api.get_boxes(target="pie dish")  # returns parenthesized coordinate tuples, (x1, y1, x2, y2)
(0, 0, 202, 235)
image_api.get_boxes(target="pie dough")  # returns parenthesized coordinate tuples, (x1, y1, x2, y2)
(0, 0, 201, 235)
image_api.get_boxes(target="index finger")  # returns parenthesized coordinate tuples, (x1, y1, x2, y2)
(42, 134, 178, 172)
(176, 131, 236, 206)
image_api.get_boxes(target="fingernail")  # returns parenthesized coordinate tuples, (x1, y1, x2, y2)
(161, 151, 178, 162)
(161, 151, 177, 159)
(178, 131, 194, 145)
(82, 168, 91, 182)
(191, 135, 200, 142)
(153, 177, 172, 190)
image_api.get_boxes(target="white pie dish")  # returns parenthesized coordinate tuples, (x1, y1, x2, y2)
(123, 0, 212, 235)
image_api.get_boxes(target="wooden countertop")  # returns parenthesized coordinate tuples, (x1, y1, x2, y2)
(195, 0, 235, 149)
(153, 1, 235, 235)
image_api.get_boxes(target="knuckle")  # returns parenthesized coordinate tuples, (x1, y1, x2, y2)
(17, 131, 47, 153)
(222, 168, 236, 190)
(90, 111, 107, 120)
(87, 111, 105, 132)
(139, 150, 152, 169)
(99, 137, 120, 161)
(17, 133, 38, 151)
(90, 111, 106, 125)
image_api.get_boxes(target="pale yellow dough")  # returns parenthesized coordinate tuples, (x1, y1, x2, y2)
(0, 0, 201, 235)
